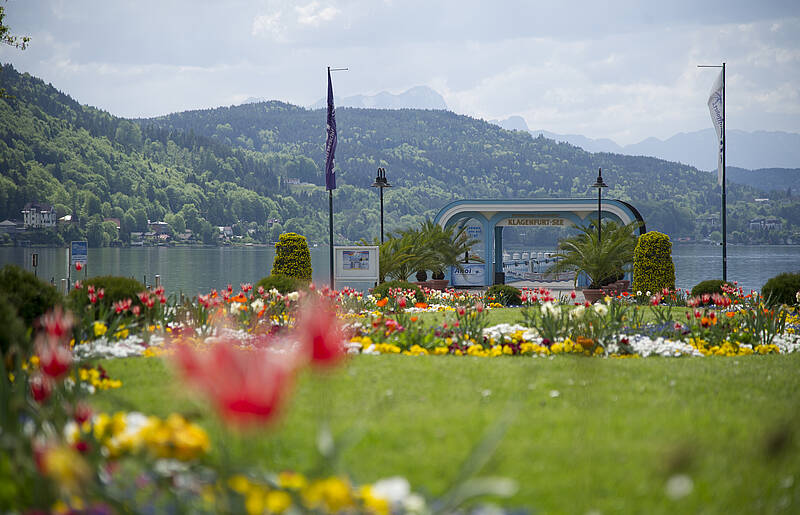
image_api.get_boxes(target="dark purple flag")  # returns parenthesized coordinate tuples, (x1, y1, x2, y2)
(324, 68, 337, 190)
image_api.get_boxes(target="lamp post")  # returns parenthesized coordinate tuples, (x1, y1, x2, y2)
(371, 167, 392, 243)
(591, 168, 608, 244)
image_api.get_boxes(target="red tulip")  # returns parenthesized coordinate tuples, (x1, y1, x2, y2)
(36, 335, 72, 380)
(296, 298, 345, 368)
(30, 374, 52, 402)
(75, 262, 83, 271)
(173, 340, 295, 429)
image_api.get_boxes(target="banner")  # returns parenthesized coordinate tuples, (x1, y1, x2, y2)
(324, 69, 337, 190)
(707, 70, 724, 186)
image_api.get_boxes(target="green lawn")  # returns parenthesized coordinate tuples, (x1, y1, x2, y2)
(414, 305, 692, 326)
(93, 353, 800, 513)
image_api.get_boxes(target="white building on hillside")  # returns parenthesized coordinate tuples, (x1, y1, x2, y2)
(22, 202, 56, 228)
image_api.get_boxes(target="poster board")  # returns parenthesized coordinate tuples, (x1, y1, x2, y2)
(334, 246, 379, 283)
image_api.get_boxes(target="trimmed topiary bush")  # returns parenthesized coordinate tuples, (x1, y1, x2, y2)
(761, 272, 800, 306)
(631, 231, 675, 294)
(372, 280, 425, 304)
(67, 275, 146, 314)
(256, 274, 307, 295)
(486, 284, 522, 306)
(691, 279, 732, 298)
(0, 265, 62, 328)
(271, 233, 312, 282)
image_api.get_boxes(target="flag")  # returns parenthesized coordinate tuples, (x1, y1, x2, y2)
(707, 70, 724, 186)
(324, 68, 337, 190)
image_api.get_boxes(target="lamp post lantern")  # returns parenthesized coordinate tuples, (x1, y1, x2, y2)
(591, 168, 608, 244)
(371, 167, 392, 243)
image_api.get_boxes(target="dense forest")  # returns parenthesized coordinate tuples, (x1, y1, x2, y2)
(1, 63, 798, 247)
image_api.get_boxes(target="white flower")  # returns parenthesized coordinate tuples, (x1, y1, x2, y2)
(269, 288, 280, 297)
(593, 303, 608, 316)
(287, 291, 300, 302)
(637, 291, 642, 296)
(646, 291, 651, 296)
(372, 477, 411, 504)
(570, 305, 586, 320)
(250, 298, 264, 312)
(230, 302, 243, 314)
(542, 301, 560, 319)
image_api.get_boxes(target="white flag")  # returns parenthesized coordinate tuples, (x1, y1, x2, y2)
(707, 70, 724, 186)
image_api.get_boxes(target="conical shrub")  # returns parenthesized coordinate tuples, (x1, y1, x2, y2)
(271, 233, 312, 282)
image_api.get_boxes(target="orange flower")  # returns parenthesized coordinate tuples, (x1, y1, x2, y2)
(725, 311, 735, 318)
(410, 316, 418, 322)
(229, 293, 248, 304)
(376, 297, 388, 308)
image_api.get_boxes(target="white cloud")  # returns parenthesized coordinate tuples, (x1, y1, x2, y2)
(251, 11, 286, 41)
(295, 2, 340, 27)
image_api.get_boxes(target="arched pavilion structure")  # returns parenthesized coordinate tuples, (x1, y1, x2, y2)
(433, 198, 646, 287)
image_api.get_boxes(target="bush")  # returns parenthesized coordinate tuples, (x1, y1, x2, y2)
(67, 275, 146, 313)
(691, 279, 732, 298)
(271, 233, 312, 282)
(631, 231, 675, 294)
(761, 272, 800, 306)
(0, 265, 62, 328)
(0, 294, 28, 363)
(256, 274, 307, 295)
(372, 280, 425, 304)
(486, 284, 522, 306)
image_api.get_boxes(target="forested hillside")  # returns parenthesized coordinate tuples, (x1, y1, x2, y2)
(1, 63, 798, 246)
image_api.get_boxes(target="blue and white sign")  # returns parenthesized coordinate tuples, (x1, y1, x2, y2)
(451, 264, 485, 287)
(70, 240, 88, 266)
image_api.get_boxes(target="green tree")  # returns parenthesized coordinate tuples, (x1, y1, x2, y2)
(548, 220, 639, 288)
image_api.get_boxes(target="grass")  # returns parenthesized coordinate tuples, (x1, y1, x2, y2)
(413, 305, 693, 326)
(93, 352, 800, 513)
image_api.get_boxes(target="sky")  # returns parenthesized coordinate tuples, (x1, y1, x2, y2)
(1, 0, 799, 145)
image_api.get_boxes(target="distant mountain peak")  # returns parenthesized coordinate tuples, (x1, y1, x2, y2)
(309, 85, 447, 110)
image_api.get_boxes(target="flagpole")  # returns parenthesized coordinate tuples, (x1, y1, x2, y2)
(721, 62, 727, 282)
(699, 62, 727, 282)
(325, 66, 348, 290)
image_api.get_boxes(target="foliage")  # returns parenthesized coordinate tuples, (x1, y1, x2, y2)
(1, 64, 800, 247)
(67, 275, 146, 313)
(256, 273, 307, 294)
(548, 220, 638, 288)
(0, 264, 62, 328)
(691, 279, 731, 298)
(372, 280, 425, 304)
(0, 294, 27, 363)
(631, 231, 675, 294)
(486, 284, 522, 306)
(761, 272, 800, 306)
(271, 232, 312, 281)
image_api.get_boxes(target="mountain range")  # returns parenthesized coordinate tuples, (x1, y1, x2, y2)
(309, 85, 448, 111)
(1, 63, 798, 248)
(494, 115, 800, 171)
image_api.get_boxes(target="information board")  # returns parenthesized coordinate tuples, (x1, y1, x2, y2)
(334, 246, 379, 282)
(70, 241, 88, 266)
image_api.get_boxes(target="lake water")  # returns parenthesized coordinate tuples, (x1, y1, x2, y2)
(1, 244, 798, 296)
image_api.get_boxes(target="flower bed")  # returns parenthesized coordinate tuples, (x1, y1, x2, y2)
(4, 277, 799, 513)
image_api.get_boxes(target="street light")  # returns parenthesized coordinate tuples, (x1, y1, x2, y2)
(591, 168, 608, 244)
(371, 167, 392, 243)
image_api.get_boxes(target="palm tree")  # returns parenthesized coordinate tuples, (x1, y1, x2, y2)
(547, 220, 639, 288)
(363, 219, 483, 283)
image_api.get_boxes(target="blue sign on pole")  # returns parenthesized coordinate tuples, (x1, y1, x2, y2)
(70, 241, 88, 267)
